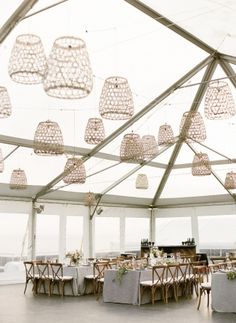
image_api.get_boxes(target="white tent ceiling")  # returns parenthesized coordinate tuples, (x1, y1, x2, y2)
(0, 0, 236, 208)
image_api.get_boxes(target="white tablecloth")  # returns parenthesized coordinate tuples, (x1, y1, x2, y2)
(211, 272, 236, 312)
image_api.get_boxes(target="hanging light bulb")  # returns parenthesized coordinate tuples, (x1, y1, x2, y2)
(192, 153, 211, 176)
(99, 76, 134, 120)
(158, 124, 174, 145)
(0, 87, 12, 118)
(10, 168, 27, 189)
(180, 111, 206, 142)
(84, 118, 105, 144)
(120, 133, 144, 163)
(63, 157, 86, 184)
(33, 120, 64, 155)
(205, 81, 236, 119)
(136, 174, 148, 189)
(44, 36, 93, 99)
(8, 34, 47, 84)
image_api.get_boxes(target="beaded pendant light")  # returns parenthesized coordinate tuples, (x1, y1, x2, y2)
(10, 168, 27, 189)
(142, 135, 158, 160)
(43, 36, 93, 99)
(8, 34, 47, 84)
(0, 148, 4, 173)
(180, 111, 206, 142)
(63, 157, 86, 184)
(0, 86, 12, 118)
(136, 174, 148, 189)
(204, 81, 236, 119)
(120, 133, 144, 163)
(224, 171, 236, 189)
(99, 76, 134, 120)
(192, 153, 211, 176)
(84, 118, 105, 144)
(158, 124, 174, 145)
(33, 120, 64, 155)
(84, 191, 96, 206)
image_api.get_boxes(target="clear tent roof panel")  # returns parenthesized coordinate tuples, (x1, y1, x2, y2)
(0, 1, 235, 205)
(140, 0, 236, 56)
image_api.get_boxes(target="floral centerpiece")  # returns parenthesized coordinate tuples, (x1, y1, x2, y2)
(66, 249, 81, 265)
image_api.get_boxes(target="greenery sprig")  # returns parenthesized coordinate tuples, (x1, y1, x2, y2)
(116, 267, 128, 284)
(226, 271, 236, 280)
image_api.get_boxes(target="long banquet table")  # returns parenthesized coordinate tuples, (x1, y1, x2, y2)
(211, 271, 236, 312)
(38, 264, 93, 296)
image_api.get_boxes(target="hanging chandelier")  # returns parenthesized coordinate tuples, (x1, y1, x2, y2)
(136, 174, 148, 189)
(99, 76, 134, 120)
(63, 157, 86, 184)
(43, 36, 93, 99)
(120, 133, 144, 163)
(0, 86, 12, 118)
(84, 118, 105, 144)
(8, 34, 47, 84)
(158, 124, 174, 145)
(0, 148, 4, 173)
(33, 120, 64, 155)
(204, 81, 236, 119)
(192, 153, 211, 176)
(142, 135, 158, 160)
(180, 111, 206, 142)
(224, 171, 236, 189)
(84, 191, 96, 206)
(10, 168, 27, 189)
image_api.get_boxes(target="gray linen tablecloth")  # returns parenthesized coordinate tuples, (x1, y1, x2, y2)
(103, 269, 152, 305)
(211, 272, 236, 312)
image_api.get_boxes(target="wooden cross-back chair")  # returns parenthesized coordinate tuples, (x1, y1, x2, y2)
(23, 261, 38, 295)
(165, 264, 179, 303)
(140, 265, 166, 305)
(94, 261, 111, 300)
(36, 262, 51, 296)
(50, 263, 74, 297)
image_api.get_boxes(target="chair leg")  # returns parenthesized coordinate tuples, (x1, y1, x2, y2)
(197, 288, 203, 310)
(24, 279, 29, 294)
(70, 280, 74, 296)
(207, 290, 210, 307)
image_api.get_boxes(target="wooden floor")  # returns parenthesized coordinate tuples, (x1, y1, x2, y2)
(0, 284, 235, 323)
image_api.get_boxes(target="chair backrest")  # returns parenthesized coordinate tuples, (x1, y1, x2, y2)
(208, 262, 226, 274)
(178, 263, 189, 282)
(94, 261, 110, 279)
(166, 264, 179, 283)
(24, 261, 34, 279)
(152, 265, 166, 285)
(50, 263, 63, 279)
(36, 262, 50, 279)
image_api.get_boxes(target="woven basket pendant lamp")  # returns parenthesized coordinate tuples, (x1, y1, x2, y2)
(8, 34, 47, 84)
(224, 171, 236, 189)
(120, 133, 144, 163)
(43, 36, 93, 99)
(0, 87, 12, 118)
(33, 120, 64, 155)
(142, 135, 158, 160)
(158, 124, 174, 145)
(180, 111, 206, 142)
(84, 118, 105, 144)
(0, 148, 4, 173)
(136, 174, 148, 189)
(99, 76, 134, 120)
(84, 191, 96, 206)
(205, 81, 236, 119)
(10, 168, 27, 189)
(63, 157, 86, 184)
(192, 153, 211, 176)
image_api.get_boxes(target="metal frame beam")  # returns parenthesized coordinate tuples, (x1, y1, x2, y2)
(186, 142, 236, 202)
(34, 55, 213, 201)
(152, 58, 218, 206)
(124, 0, 215, 55)
(220, 54, 236, 65)
(218, 59, 236, 88)
(0, 0, 38, 44)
